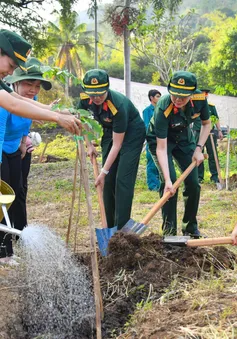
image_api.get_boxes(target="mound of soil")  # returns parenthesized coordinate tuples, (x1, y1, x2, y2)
(98, 232, 236, 338)
(32, 154, 69, 164)
(229, 173, 237, 190)
(41, 155, 69, 163)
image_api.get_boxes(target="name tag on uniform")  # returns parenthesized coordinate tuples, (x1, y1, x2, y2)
(191, 113, 201, 119)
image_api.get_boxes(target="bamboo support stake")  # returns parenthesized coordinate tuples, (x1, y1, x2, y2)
(73, 167, 82, 253)
(209, 133, 224, 187)
(38, 140, 49, 163)
(77, 136, 103, 338)
(225, 126, 231, 190)
(66, 149, 79, 245)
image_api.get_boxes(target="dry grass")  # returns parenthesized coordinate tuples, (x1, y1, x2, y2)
(119, 266, 237, 339)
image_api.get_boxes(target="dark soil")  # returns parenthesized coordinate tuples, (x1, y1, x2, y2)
(229, 173, 237, 190)
(97, 232, 236, 338)
(40, 154, 69, 163)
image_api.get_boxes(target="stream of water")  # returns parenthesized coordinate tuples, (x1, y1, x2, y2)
(15, 224, 95, 338)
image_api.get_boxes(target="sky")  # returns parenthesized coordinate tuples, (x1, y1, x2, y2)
(40, 0, 113, 21)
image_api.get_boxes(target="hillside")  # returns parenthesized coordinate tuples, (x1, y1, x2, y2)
(179, 0, 237, 14)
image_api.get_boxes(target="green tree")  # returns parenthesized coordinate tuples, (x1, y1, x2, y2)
(192, 34, 211, 63)
(130, 10, 199, 84)
(46, 11, 94, 97)
(103, 0, 182, 95)
(203, 12, 237, 95)
(188, 61, 210, 89)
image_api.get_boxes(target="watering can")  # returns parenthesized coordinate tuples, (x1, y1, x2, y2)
(0, 180, 21, 236)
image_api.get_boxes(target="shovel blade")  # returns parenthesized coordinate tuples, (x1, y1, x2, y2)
(121, 219, 147, 235)
(121, 219, 136, 232)
(216, 182, 224, 190)
(95, 226, 118, 256)
(162, 235, 191, 246)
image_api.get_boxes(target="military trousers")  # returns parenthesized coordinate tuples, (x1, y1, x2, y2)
(102, 137, 144, 230)
(0, 150, 27, 257)
(146, 149, 160, 191)
(157, 147, 200, 236)
(194, 131, 219, 182)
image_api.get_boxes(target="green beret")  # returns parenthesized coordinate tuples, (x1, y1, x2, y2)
(0, 29, 32, 71)
(5, 57, 52, 91)
(168, 71, 197, 97)
(82, 69, 109, 96)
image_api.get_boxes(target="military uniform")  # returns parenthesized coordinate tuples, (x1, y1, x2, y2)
(193, 103, 220, 183)
(143, 104, 160, 191)
(78, 69, 146, 229)
(0, 29, 31, 71)
(0, 80, 13, 93)
(147, 71, 210, 236)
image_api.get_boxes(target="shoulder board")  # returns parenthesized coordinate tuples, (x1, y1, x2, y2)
(208, 102, 215, 106)
(164, 103, 173, 118)
(191, 93, 206, 101)
(80, 92, 90, 100)
(107, 100, 118, 115)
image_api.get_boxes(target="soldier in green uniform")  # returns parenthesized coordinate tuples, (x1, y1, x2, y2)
(192, 89, 223, 185)
(77, 69, 146, 230)
(147, 71, 211, 236)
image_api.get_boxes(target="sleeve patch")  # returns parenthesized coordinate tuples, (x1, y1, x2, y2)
(191, 93, 206, 100)
(107, 100, 118, 115)
(164, 103, 173, 118)
(191, 113, 201, 119)
(80, 92, 90, 100)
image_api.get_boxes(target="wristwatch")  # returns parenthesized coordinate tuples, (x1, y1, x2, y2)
(196, 144, 203, 150)
(101, 168, 109, 175)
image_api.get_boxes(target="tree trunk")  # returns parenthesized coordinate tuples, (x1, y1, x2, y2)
(94, 0, 98, 68)
(65, 47, 70, 98)
(124, 0, 131, 99)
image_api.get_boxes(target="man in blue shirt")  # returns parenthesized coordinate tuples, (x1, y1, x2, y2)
(143, 89, 161, 191)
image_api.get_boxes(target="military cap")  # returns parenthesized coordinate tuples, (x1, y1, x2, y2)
(0, 29, 32, 71)
(168, 71, 197, 97)
(5, 57, 52, 90)
(82, 69, 109, 96)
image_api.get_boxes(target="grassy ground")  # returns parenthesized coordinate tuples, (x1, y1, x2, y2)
(29, 135, 237, 338)
(32, 135, 237, 239)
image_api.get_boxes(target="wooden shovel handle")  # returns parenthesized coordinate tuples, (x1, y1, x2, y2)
(187, 236, 233, 247)
(92, 156, 108, 228)
(141, 155, 208, 226)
